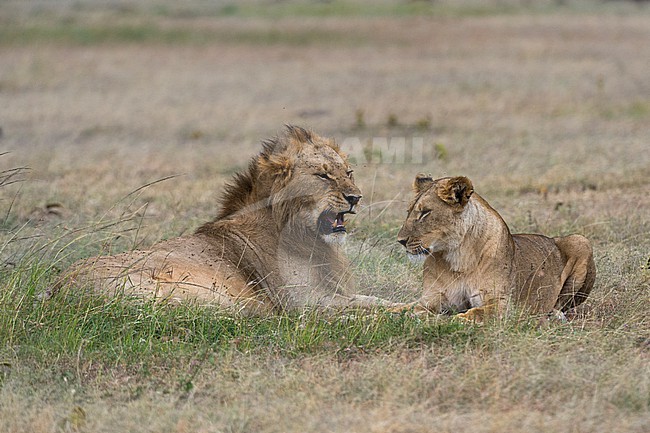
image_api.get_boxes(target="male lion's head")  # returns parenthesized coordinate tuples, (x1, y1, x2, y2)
(397, 174, 474, 263)
(218, 125, 361, 244)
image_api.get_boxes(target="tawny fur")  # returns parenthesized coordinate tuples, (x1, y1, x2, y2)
(55, 126, 399, 314)
(396, 175, 596, 320)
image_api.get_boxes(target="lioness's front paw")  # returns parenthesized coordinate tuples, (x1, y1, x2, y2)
(549, 309, 568, 322)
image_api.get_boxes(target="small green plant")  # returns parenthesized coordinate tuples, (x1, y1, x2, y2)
(188, 129, 205, 140)
(220, 4, 239, 16)
(354, 109, 366, 129)
(434, 142, 448, 161)
(627, 101, 649, 118)
(415, 115, 432, 130)
(386, 113, 399, 128)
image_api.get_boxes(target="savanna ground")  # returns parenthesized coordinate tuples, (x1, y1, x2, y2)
(1, 1, 649, 432)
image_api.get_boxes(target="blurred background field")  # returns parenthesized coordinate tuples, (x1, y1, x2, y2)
(1, 1, 649, 432)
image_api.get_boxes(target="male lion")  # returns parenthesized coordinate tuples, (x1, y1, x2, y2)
(56, 126, 399, 314)
(396, 174, 596, 320)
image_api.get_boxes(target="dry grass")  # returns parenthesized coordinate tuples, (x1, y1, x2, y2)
(1, 1, 649, 432)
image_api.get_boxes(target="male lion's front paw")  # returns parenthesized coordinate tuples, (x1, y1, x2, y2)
(387, 302, 430, 316)
(455, 307, 486, 323)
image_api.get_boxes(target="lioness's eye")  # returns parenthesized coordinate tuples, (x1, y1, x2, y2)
(316, 173, 331, 180)
(418, 210, 431, 220)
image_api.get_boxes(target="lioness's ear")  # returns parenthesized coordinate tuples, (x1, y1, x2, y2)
(413, 173, 434, 194)
(436, 176, 474, 207)
(258, 153, 294, 182)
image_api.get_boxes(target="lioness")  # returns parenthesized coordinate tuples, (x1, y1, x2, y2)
(55, 126, 399, 314)
(396, 174, 596, 320)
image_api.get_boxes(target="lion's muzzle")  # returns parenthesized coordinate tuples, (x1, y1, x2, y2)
(398, 237, 430, 257)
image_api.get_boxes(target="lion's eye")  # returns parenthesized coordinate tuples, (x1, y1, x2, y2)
(418, 210, 431, 221)
(316, 173, 331, 180)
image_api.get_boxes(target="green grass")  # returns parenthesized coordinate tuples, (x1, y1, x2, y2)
(0, 23, 372, 47)
(26, 0, 650, 20)
(210, 1, 465, 18)
(0, 0, 549, 23)
(1, 203, 648, 431)
(1, 262, 479, 365)
(6, 269, 647, 429)
(3, 0, 649, 47)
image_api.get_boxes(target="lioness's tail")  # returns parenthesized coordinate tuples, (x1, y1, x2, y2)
(554, 234, 596, 312)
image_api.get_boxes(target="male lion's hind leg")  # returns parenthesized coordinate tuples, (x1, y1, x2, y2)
(553, 235, 596, 314)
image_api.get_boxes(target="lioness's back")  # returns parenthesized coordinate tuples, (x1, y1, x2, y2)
(511, 234, 565, 313)
(511, 233, 595, 314)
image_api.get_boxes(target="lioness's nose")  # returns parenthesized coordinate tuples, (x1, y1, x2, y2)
(344, 193, 362, 207)
(398, 238, 408, 247)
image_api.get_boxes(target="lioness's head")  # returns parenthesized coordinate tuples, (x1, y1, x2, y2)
(219, 125, 361, 244)
(397, 174, 474, 263)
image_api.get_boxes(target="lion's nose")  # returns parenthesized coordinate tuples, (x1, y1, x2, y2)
(344, 193, 362, 207)
(398, 238, 408, 247)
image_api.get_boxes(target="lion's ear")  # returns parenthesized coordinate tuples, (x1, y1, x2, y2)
(413, 173, 434, 194)
(285, 124, 313, 144)
(258, 153, 294, 182)
(436, 176, 474, 207)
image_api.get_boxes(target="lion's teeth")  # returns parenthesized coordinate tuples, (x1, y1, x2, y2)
(330, 213, 347, 232)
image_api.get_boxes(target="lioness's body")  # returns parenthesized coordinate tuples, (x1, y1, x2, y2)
(58, 127, 398, 314)
(398, 175, 595, 319)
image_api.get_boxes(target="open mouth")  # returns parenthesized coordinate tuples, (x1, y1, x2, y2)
(319, 208, 356, 234)
(332, 212, 348, 233)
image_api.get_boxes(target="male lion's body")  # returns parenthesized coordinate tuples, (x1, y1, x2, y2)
(65, 233, 275, 313)
(57, 126, 399, 314)
(397, 175, 595, 319)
